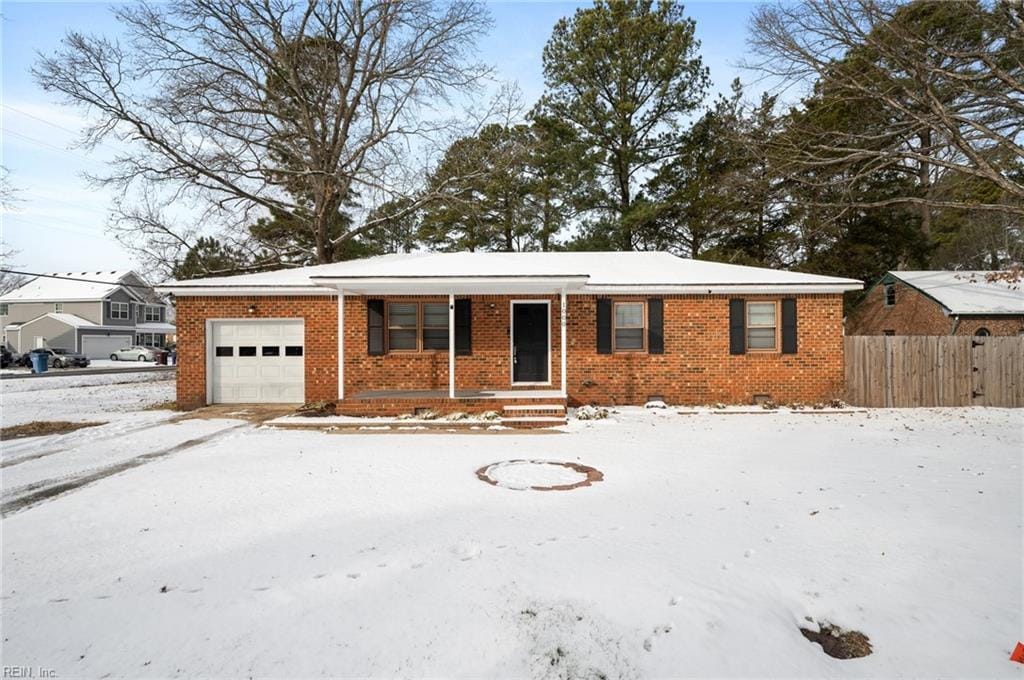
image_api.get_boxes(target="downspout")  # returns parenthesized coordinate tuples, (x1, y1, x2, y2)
(950, 315, 960, 335)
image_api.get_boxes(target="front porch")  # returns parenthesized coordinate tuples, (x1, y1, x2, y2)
(337, 388, 567, 426)
(325, 270, 584, 411)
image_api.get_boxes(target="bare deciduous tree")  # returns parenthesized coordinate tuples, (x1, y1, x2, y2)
(34, 0, 492, 273)
(746, 0, 1024, 221)
(0, 167, 28, 295)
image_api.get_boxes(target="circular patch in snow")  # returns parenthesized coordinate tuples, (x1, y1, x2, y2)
(476, 459, 603, 491)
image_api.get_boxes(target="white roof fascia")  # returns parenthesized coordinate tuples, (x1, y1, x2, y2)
(135, 322, 176, 331)
(157, 286, 336, 297)
(310, 275, 590, 295)
(159, 280, 862, 296)
(580, 283, 863, 294)
(119, 285, 148, 303)
(1, 296, 110, 303)
(15, 314, 86, 331)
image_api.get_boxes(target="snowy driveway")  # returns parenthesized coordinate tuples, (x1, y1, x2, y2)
(0, 372, 248, 514)
(1, 401, 1021, 678)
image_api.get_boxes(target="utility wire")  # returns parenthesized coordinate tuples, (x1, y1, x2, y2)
(0, 269, 157, 290)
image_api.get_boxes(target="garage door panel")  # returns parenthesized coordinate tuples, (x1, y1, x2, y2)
(210, 320, 305, 404)
(81, 335, 134, 360)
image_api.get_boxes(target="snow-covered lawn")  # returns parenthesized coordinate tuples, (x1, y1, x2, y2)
(0, 372, 174, 427)
(0, 358, 163, 376)
(1, 402, 1021, 678)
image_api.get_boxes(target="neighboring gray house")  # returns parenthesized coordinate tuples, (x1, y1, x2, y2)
(1, 270, 175, 358)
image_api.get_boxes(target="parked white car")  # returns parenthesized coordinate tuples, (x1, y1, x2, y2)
(109, 345, 160, 361)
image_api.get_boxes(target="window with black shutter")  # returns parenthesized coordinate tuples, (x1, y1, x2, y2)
(781, 298, 797, 354)
(367, 299, 385, 355)
(729, 299, 746, 355)
(596, 299, 612, 354)
(648, 298, 664, 354)
(455, 299, 472, 355)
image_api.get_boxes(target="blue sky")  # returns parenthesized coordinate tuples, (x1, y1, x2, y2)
(1, 1, 764, 275)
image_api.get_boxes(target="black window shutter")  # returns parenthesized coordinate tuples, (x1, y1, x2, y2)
(647, 298, 664, 354)
(781, 298, 798, 354)
(729, 299, 746, 355)
(596, 298, 612, 354)
(367, 299, 385, 355)
(455, 299, 471, 356)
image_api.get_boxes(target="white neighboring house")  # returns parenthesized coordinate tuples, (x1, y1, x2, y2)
(0, 270, 175, 358)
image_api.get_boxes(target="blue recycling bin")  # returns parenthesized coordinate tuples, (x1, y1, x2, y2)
(29, 352, 48, 373)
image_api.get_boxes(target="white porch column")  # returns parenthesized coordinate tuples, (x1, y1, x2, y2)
(337, 289, 345, 400)
(560, 289, 567, 398)
(448, 293, 456, 399)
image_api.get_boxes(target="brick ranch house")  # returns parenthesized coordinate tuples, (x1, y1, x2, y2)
(847, 270, 1024, 337)
(158, 252, 862, 415)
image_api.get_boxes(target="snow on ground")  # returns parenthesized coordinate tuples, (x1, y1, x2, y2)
(1, 401, 1021, 678)
(484, 460, 589, 489)
(0, 359, 163, 376)
(0, 372, 174, 426)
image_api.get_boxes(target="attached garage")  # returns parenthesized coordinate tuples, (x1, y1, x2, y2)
(81, 334, 133, 360)
(208, 319, 305, 404)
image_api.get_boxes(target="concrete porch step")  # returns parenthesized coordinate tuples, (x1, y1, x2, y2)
(499, 415, 568, 429)
(502, 404, 566, 419)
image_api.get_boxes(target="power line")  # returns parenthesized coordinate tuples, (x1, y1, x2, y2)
(0, 269, 155, 290)
(2, 104, 83, 136)
(1, 129, 109, 167)
(3, 214, 111, 240)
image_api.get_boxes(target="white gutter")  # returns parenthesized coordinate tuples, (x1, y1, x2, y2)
(579, 283, 863, 294)
(158, 279, 863, 296)
(156, 286, 336, 297)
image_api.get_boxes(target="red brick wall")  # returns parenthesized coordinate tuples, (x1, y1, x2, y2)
(343, 295, 561, 394)
(566, 295, 845, 406)
(174, 296, 338, 410)
(847, 281, 1024, 336)
(176, 292, 847, 409)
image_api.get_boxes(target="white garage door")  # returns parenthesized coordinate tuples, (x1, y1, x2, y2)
(81, 334, 134, 359)
(210, 320, 305, 404)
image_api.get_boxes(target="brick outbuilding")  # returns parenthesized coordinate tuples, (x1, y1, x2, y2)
(159, 252, 862, 414)
(847, 270, 1024, 337)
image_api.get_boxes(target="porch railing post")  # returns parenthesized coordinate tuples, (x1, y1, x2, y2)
(448, 293, 455, 399)
(560, 289, 567, 398)
(337, 288, 345, 401)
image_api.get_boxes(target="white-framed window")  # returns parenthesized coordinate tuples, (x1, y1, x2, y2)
(54, 303, 63, 313)
(613, 301, 645, 351)
(0, 303, 8, 316)
(746, 301, 778, 351)
(884, 283, 896, 306)
(144, 305, 161, 322)
(386, 301, 449, 352)
(110, 301, 130, 319)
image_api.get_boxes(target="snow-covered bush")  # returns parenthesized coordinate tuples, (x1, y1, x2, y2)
(575, 405, 609, 420)
(760, 400, 779, 410)
(295, 400, 335, 417)
(479, 410, 501, 421)
(444, 411, 468, 421)
(644, 399, 668, 409)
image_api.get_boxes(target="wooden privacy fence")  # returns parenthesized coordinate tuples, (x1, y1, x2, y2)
(844, 336, 1023, 408)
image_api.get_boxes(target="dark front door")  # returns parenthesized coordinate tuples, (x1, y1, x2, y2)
(512, 303, 549, 383)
